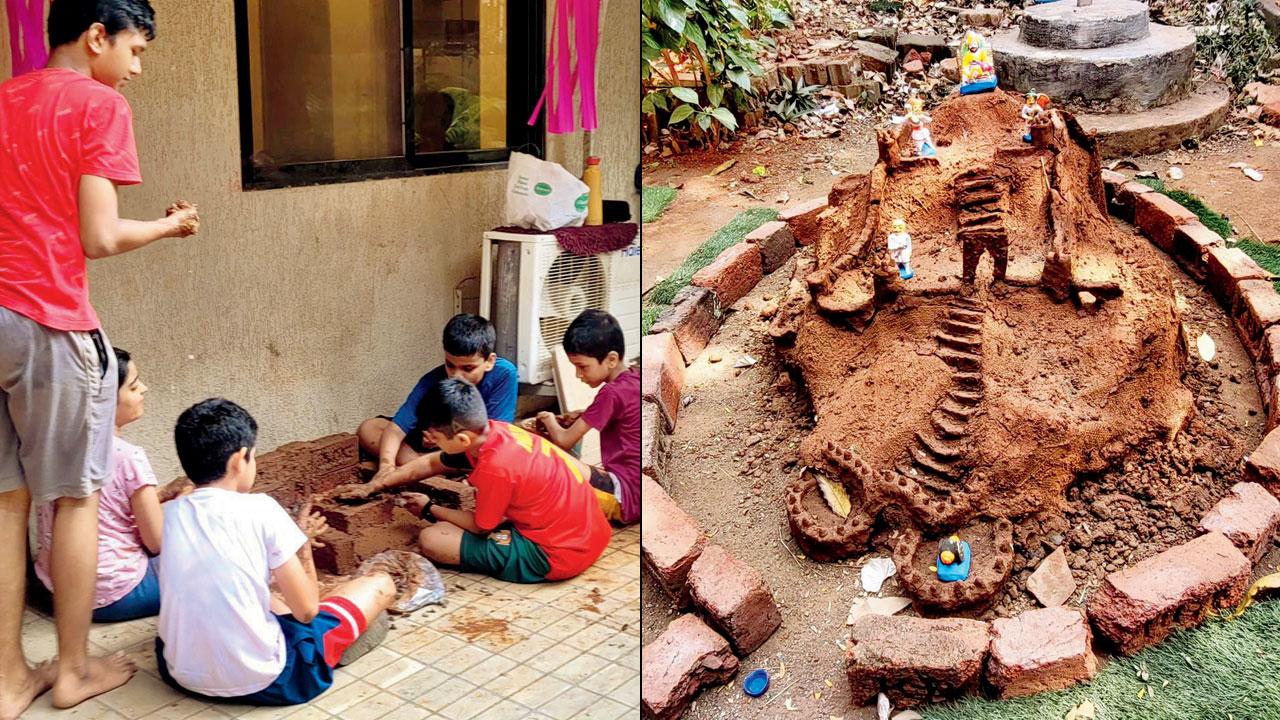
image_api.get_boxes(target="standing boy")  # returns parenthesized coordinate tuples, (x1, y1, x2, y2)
(0, 1, 199, 714)
(157, 399, 396, 705)
(538, 310, 639, 524)
(356, 314, 517, 485)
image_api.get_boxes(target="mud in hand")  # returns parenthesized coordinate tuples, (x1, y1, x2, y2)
(165, 200, 200, 236)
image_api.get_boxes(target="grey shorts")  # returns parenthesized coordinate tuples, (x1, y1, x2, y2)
(0, 306, 117, 505)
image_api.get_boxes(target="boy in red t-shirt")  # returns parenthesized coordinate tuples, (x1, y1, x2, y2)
(539, 310, 640, 525)
(0, 1, 199, 714)
(356, 379, 611, 583)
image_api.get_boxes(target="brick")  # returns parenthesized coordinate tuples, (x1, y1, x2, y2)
(640, 333, 684, 432)
(1100, 169, 1128, 205)
(846, 615, 990, 708)
(1026, 546, 1076, 607)
(960, 8, 1004, 27)
(640, 400, 670, 486)
(691, 242, 762, 308)
(1109, 180, 1154, 223)
(780, 197, 829, 247)
(852, 40, 897, 76)
(988, 608, 1097, 699)
(650, 285, 721, 363)
(745, 221, 797, 274)
(641, 476, 707, 603)
(1172, 222, 1222, 279)
(1263, 326, 1280, 372)
(1086, 532, 1250, 655)
(802, 59, 829, 87)
(687, 545, 782, 655)
(1233, 279, 1280, 359)
(1245, 424, 1280, 496)
(940, 57, 960, 83)
(896, 32, 951, 59)
(1205, 247, 1268, 309)
(778, 61, 804, 83)
(1133, 192, 1198, 254)
(641, 614, 738, 720)
(1199, 481, 1280, 563)
(826, 58, 858, 86)
(1255, 364, 1280, 432)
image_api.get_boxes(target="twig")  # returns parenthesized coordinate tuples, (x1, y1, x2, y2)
(763, 679, 800, 706)
(778, 528, 806, 570)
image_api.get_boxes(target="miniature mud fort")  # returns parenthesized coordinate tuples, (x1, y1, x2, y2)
(771, 86, 1194, 611)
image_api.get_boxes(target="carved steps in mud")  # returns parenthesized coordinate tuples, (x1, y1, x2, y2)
(948, 308, 985, 324)
(953, 372, 983, 389)
(932, 414, 970, 438)
(915, 430, 965, 461)
(909, 445, 964, 479)
(948, 388, 984, 405)
(935, 330, 981, 351)
(938, 347, 983, 371)
(939, 397, 979, 420)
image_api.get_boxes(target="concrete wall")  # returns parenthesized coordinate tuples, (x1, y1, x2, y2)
(0, 0, 639, 480)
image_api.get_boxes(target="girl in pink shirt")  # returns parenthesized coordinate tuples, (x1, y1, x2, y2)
(36, 347, 166, 621)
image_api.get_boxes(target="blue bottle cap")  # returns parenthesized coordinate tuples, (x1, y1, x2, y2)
(743, 668, 770, 697)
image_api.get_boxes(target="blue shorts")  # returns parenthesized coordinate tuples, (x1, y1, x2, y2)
(157, 597, 366, 706)
(93, 556, 160, 623)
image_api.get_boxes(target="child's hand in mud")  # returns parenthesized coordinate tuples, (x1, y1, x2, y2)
(165, 200, 200, 237)
(295, 500, 329, 548)
(333, 483, 378, 502)
(396, 492, 432, 520)
(535, 411, 558, 431)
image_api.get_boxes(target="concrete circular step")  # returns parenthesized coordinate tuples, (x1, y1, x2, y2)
(1262, 0, 1280, 38)
(993, 23, 1195, 111)
(1079, 83, 1231, 158)
(1020, 0, 1150, 49)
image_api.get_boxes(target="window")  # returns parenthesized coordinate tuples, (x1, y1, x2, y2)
(234, 0, 545, 190)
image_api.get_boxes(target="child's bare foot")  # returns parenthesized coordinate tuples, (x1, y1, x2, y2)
(50, 653, 136, 709)
(0, 659, 56, 720)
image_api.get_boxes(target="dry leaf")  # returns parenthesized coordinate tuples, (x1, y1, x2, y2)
(1065, 700, 1097, 720)
(1197, 333, 1216, 362)
(816, 474, 852, 518)
(877, 692, 892, 720)
(825, 679, 834, 688)
(779, 661, 787, 679)
(1245, 167, 1264, 182)
(861, 557, 897, 593)
(847, 596, 912, 624)
(710, 159, 737, 176)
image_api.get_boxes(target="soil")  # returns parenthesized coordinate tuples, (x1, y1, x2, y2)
(359, 550, 427, 607)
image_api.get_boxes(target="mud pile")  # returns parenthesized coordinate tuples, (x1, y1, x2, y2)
(771, 90, 1195, 611)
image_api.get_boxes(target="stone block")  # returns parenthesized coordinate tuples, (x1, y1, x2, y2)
(1257, 365, 1280, 432)
(1205, 247, 1269, 310)
(852, 40, 897, 76)
(641, 476, 707, 603)
(691, 242, 763, 309)
(1233, 279, 1280, 359)
(1086, 532, 1250, 655)
(846, 615, 990, 707)
(940, 57, 960, 82)
(1172, 222, 1223, 280)
(778, 61, 804, 83)
(687, 545, 782, 655)
(650, 285, 722, 364)
(1198, 481, 1280, 563)
(960, 8, 1004, 27)
(745, 221, 797, 274)
(1026, 546, 1076, 607)
(641, 614, 738, 720)
(641, 400, 670, 486)
(988, 608, 1098, 699)
(1109, 180, 1154, 222)
(640, 333, 684, 432)
(858, 25, 897, 48)
(1245, 424, 1280, 497)
(826, 58, 857, 86)
(1133, 191, 1197, 254)
(802, 59, 829, 87)
(896, 32, 950, 59)
(1263, 326, 1280, 373)
(1100, 169, 1127, 205)
(780, 197, 829, 246)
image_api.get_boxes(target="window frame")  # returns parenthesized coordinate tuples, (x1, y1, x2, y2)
(232, 0, 547, 191)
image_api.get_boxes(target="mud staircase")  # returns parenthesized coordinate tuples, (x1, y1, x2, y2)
(957, 172, 1009, 286)
(895, 297, 985, 492)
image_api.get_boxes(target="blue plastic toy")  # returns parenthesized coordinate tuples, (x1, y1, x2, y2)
(936, 536, 972, 583)
(743, 669, 770, 697)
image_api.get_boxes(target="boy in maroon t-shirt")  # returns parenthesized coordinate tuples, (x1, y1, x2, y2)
(0, 1, 198, 713)
(539, 310, 640, 524)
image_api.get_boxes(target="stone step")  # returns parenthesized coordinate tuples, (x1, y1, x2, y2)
(943, 318, 983, 337)
(910, 445, 964, 479)
(938, 347, 982, 371)
(993, 23, 1196, 111)
(932, 414, 970, 439)
(939, 398, 979, 420)
(935, 330, 982, 350)
(949, 307, 984, 323)
(916, 430, 965, 461)
(1079, 83, 1232, 158)
(949, 388, 984, 406)
(953, 371, 984, 389)
(1019, 0, 1150, 50)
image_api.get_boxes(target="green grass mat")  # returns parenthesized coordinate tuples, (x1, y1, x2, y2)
(923, 600, 1280, 720)
(642, 185, 678, 224)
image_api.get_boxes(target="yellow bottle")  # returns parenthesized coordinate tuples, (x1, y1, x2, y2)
(584, 156, 603, 226)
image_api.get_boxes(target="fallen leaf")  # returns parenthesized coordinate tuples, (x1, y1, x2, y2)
(1065, 700, 1097, 720)
(710, 159, 737, 176)
(1168, 166, 1184, 180)
(861, 557, 897, 593)
(779, 661, 787, 679)
(1230, 162, 1249, 169)
(825, 679, 834, 688)
(753, 165, 770, 177)
(847, 596, 912, 624)
(1197, 333, 1216, 362)
(878, 692, 892, 720)
(1244, 167, 1264, 182)
(734, 355, 758, 368)
(816, 473, 852, 518)
(1138, 687, 1147, 699)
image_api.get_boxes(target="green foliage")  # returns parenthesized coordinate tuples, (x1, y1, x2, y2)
(643, 185, 678, 224)
(644, 207, 780, 308)
(868, 0, 903, 13)
(642, 304, 666, 335)
(1136, 177, 1234, 238)
(741, 0, 793, 29)
(923, 600, 1280, 720)
(1193, 0, 1277, 88)
(768, 75, 822, 121)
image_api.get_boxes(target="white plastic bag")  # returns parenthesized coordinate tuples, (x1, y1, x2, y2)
(505, 152, 589, 230)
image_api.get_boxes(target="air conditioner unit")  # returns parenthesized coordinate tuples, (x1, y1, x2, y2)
(480, 231, 640, 384)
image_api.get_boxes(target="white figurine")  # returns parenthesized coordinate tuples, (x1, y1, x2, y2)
(887, 218, 913, 280)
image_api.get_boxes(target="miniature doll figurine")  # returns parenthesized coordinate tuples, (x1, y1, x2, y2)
(887, 218, 913, 280)
(1020, 90, 1050, 142)
(936, 534, 972, 582)
(905, 96, 937, 158)
(959, 31, 998, 95)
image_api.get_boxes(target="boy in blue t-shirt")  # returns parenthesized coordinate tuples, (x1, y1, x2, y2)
(357, 314, 516, 487)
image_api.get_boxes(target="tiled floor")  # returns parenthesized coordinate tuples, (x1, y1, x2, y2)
(17, 526, 640, 720)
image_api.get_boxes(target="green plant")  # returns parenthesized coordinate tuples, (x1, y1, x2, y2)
(742, 0, 793, 29)
(666, 86, 740, 137)
(1193, 0, 1277, 88)
(768, 75, 822, 122)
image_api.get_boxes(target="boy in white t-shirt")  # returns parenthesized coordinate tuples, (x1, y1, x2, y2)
(156, 399, 396, 705)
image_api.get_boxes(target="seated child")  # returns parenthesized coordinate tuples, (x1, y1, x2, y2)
(356, 313, 517, 481)
(350, 380, 611, 583)
(156, 399, 396, 705)
(34, 347, 165, 622)
(537, 310, 639, 525)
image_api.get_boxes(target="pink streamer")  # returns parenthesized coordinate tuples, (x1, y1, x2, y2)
(528, 0, 601, 135)
(6, 0, 49, 77)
